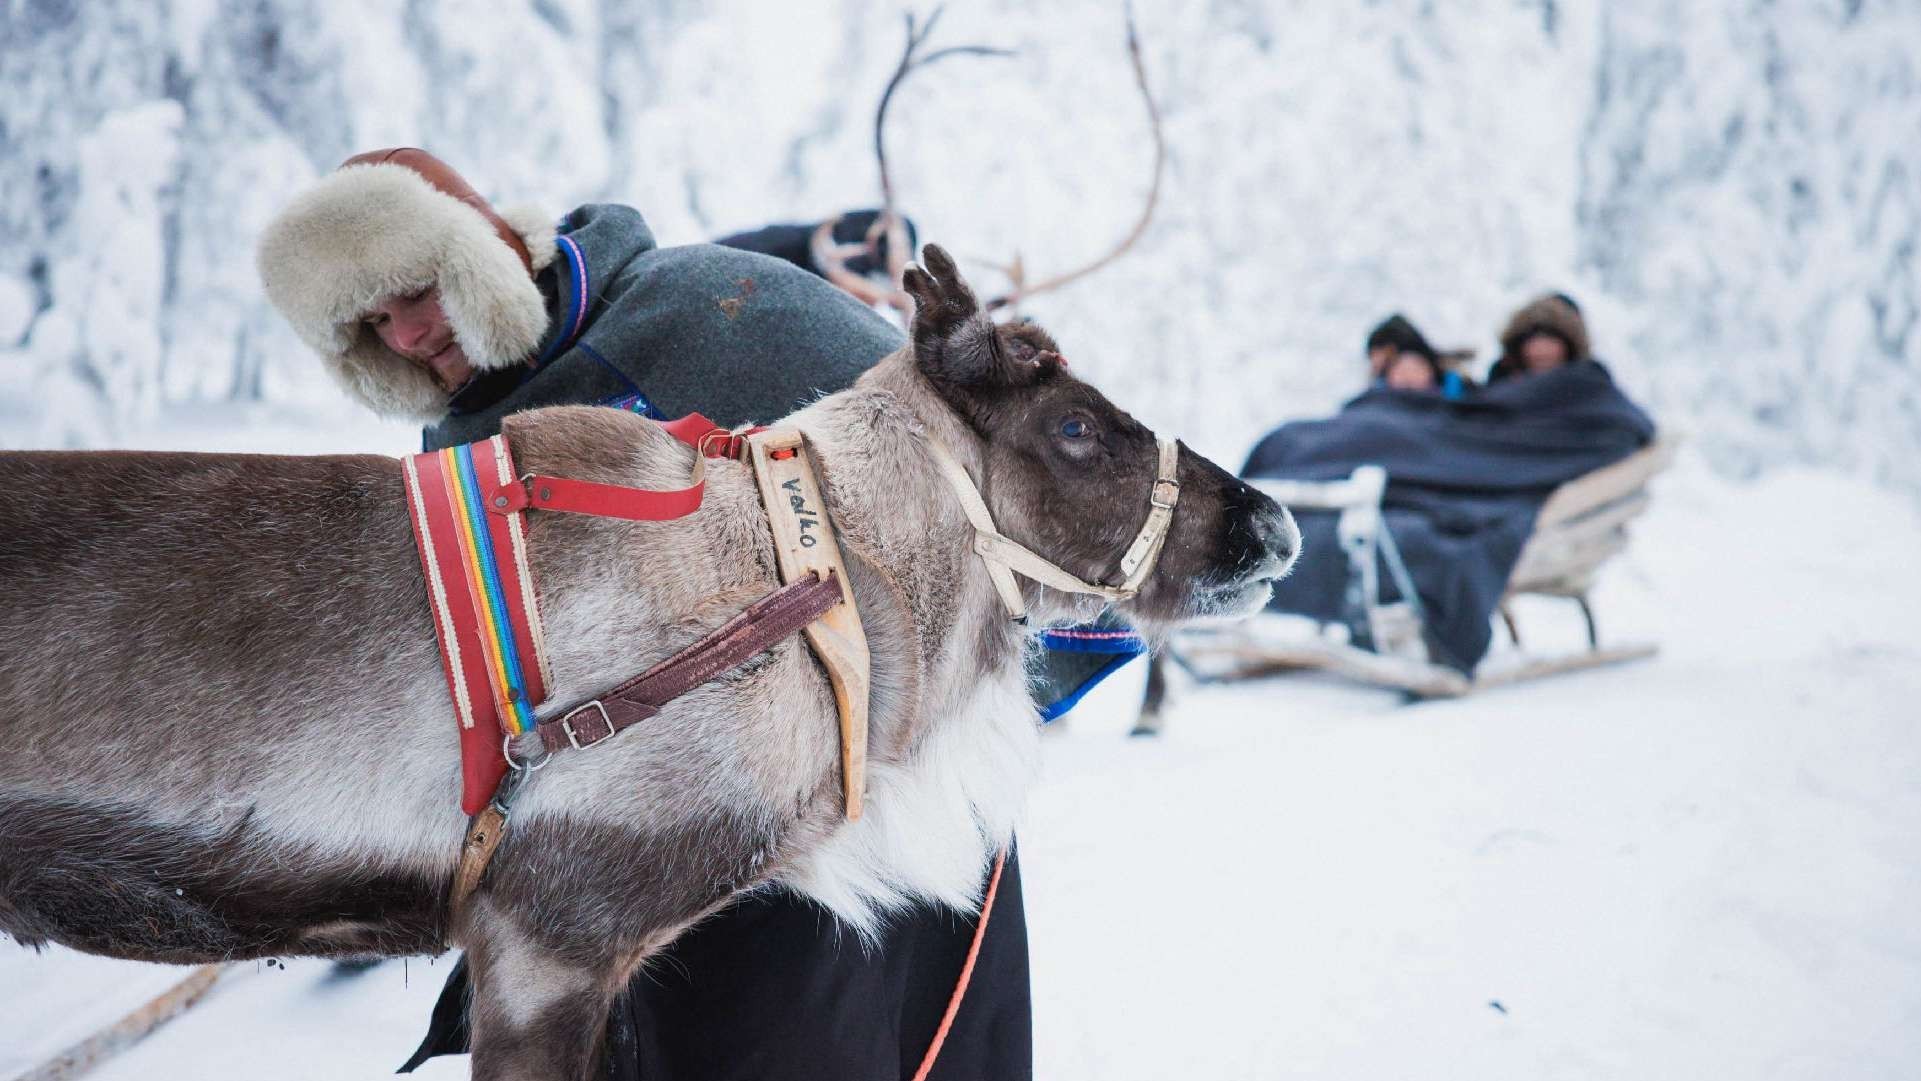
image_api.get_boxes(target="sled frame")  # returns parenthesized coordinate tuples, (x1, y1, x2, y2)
(1137, 438, 1677, 729)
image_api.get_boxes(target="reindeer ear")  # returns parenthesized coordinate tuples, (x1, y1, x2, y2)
(998, 320, 1063, 375)
(904, 243, 1019, 389)
(904, 244, 980, 341)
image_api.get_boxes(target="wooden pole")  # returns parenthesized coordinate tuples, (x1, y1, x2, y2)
(11, 964, 227, 1081)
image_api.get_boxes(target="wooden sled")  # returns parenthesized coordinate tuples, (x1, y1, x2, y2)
(1137, 438, 1678, 730)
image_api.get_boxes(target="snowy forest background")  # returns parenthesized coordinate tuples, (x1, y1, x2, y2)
(6, 4, 1921, 1079)
(2, 0, 1918, 494)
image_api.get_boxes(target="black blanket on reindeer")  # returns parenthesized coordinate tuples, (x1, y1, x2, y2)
(1241, 361, 1656, 673)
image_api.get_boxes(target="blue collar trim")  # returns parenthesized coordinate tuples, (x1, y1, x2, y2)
(532, 234, 589, 368)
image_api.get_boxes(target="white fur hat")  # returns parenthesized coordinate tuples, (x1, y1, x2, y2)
(256, 149, 557, 420)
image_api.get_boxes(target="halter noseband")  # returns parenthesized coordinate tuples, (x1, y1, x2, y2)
(924, 436, 1182, 622)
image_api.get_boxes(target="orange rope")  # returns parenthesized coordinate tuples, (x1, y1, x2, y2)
(909, 847, 1008, 1081)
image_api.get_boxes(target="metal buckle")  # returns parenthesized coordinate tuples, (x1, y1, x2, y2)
(1150, 479, 1181, 510)
(488, 767, 526, 818)
(501, 733, 551, 773)
(560, 700, 614, 751)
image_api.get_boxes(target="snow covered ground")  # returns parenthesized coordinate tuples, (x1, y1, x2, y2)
(4, 442, 1917, 1079)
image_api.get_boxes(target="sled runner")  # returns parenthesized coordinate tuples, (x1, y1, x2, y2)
(1143, 437, 1677, 719)
(9, 964, 226, 1081)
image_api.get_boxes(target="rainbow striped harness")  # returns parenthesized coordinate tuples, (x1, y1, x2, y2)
(402, 416, 744, 814)
(403, 436, 555, 814)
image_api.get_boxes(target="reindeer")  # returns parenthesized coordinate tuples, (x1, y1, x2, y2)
(0, 249, 1296, 1080)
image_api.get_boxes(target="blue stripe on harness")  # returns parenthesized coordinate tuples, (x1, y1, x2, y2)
(451, 442, 538, 734)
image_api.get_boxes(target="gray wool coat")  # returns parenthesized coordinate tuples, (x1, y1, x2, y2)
(424, 203, 903, 450)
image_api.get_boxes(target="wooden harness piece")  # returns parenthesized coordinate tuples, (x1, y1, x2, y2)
(745, 428, 871, 821)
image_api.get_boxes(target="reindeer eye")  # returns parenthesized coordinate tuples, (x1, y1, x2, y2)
(1060, 418, 1091, 439)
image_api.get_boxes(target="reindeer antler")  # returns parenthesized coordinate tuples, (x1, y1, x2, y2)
(809, 220, 899, 309)
(986, 2, 1164, 312)
(814, 7, 1012, 315)
(825, 7, 1159, 317)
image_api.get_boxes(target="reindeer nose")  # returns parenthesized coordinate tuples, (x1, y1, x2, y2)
(1257, 505, 1301, 579)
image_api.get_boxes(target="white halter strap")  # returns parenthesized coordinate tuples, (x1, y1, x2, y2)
(924, 436, 1182, 622)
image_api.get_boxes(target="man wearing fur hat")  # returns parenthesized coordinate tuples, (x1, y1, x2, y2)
(258, 147, 898, 439)
(258, 148, 1035, 1081)
(1489, 292, 1591, 382)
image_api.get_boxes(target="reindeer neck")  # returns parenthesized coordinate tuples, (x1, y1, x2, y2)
(783, 369, 1033, 709)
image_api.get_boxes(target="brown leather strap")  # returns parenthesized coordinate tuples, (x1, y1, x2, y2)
(536, 571, 845, 755)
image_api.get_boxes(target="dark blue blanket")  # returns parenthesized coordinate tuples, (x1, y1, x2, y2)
(1242, 362, 1655, 673)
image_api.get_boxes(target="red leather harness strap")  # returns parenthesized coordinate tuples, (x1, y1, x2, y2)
(495, 472, 705, 520)
(486, 412, 767, 522)
(535, 571, 844, 754)
(658, 412, 765, 460)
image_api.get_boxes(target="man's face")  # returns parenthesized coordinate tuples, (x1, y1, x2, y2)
(1519, 332, 1571, 374)
(366, 287, 474, 392)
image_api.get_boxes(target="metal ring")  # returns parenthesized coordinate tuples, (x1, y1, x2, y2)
(502, 733, 551, 773)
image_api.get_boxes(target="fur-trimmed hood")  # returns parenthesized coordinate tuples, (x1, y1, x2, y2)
(256, 150, 558, 421)
(1365, 313, 1438, 363)
(1498, 293, 1591, 365)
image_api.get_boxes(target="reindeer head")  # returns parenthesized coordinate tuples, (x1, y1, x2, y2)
(900, 245, 1298, 630)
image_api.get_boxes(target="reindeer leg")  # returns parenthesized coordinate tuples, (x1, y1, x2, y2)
(463, 899, 623, 1081)
(1132, 652, 1170, 737)
(456, 806, 786, 1081)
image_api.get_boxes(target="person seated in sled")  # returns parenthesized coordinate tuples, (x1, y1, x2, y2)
(1240, 291, 1654, 674)
(1487, 291, 1587, 381)
(1363, 313, 1468, 399)
(257, 147, 1141, 1081)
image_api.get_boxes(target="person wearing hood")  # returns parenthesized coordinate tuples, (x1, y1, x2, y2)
(1363, 313, 1468, 399)
(257, 148, 1041, 1081)
(1243, 290, 1652, 673)
(1489, 292, 1590, 381)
